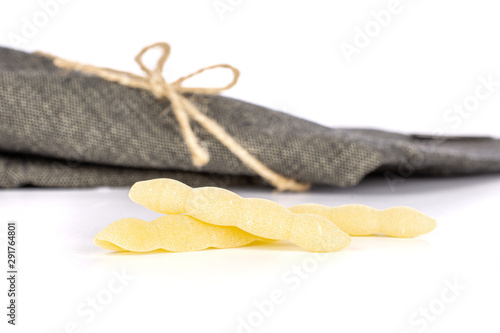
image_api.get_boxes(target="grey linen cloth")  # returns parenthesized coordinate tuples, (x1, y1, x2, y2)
(1, 46, 499, 188)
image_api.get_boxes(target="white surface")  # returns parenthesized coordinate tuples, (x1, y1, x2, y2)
(1, 175, 500, 333)
(1, 1, 500, 332)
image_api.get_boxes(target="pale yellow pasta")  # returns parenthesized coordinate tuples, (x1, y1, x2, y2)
(289, 204, 436, 238)
(94, 215, 264, 252)
(129, 179, 351, 252)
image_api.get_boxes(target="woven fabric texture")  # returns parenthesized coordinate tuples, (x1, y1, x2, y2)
(1, 46, 499, 188)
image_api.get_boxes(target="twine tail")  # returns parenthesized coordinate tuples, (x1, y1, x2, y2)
(162, 93, 210, 167)
(180, 97, 310, 192)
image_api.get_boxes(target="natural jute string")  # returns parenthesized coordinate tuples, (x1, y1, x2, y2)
(36, 42, 310, 191)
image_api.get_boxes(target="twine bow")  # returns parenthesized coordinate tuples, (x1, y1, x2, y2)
(36, 42, 310, 191)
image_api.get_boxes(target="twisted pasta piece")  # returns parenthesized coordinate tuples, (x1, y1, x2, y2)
(129, 179, 351, 252)
(289, 204, 436, 237)
(94, 215, 264, 252)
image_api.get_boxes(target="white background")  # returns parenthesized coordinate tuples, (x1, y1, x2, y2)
(1, 0, 500, 332)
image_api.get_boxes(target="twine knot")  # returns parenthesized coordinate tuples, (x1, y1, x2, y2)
(36, 42, 310, 191)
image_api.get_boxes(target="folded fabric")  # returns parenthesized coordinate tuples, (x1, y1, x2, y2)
(1, 46, 499, 188)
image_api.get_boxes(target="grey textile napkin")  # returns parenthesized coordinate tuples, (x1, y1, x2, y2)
(1, 46, 499, 188)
